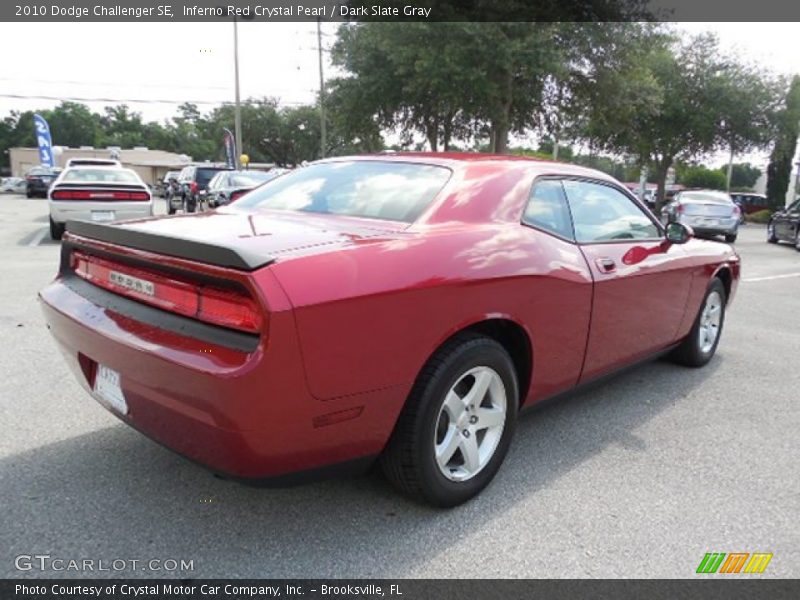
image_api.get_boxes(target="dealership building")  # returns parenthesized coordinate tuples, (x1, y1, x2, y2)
(9, 147, 191, 186)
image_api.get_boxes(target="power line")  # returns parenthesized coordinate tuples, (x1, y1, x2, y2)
(0, 76, 232, 92)
(0, 93, 311, 107)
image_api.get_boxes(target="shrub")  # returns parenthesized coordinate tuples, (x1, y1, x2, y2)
(746, 209, 773, 224)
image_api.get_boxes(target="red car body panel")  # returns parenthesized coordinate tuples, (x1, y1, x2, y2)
(39, 153, 741, 481)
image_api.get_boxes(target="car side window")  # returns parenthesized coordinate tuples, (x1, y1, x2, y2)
(563, 180, 661, 243)
(522, 179, 574, 240)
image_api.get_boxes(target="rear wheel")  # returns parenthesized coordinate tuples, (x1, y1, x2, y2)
(49, 217, 65, 241)
(26, 189, 32, 199)
(167, 204, 176, 215)
(724, 233, 737, 243)
(767, 221, 778, 243)
(381, 334, 518, 507)
(669, 278, 726, 368)
(795, 228, 800, 252)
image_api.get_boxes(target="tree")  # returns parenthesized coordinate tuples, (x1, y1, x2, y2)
(679, 165, 727, 190)
(715, 63, 781, 191)
(766, 76, 800, 208)
(724, 163, 762, 190)
(578, 33, 767, 211)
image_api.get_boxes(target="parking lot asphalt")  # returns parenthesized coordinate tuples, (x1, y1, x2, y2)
(1, 193, 798, 579)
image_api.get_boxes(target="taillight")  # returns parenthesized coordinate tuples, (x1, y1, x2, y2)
(733, 204, 741, 216)
(51, 190, 150, 201)
(70, 251, 261, 334)
(676, 203, 684, 214)
(190, 182, 198, 194)
(230, 190, 246, 202)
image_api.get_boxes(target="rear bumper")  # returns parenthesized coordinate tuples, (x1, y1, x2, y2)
(39, 277, 405, 481)
(50, 200, 154, 224)
(680, 216, 739, 236)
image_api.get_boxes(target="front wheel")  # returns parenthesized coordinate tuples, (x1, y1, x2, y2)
(381, 334, 518, 507)
(669, 278, 726, 368)
(724, 233, 737, 244)
(767, 221, 778, 243)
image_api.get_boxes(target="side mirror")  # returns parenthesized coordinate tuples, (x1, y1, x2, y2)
(665, 222, 693, 244)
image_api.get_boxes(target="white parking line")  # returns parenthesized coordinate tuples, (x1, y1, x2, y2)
(743, 272, 800, 283)
(27, 227, 48, 247)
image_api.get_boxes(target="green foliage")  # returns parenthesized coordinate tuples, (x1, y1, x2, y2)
(746, 209, 773, 224)
(678, 165, 727, 190)
(766, 76, 800, 209)
(725, 163, 762, 189)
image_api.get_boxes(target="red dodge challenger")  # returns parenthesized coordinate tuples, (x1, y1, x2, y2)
(40, 153, 740, 506)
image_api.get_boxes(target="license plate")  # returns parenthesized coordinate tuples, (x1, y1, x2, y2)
(94, 364, 128, 415)
(91, 211, 115, 222)
(694, 217, 718, 226)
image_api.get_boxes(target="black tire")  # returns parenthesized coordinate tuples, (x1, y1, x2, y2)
(795, 228, 800, 252)
(724, 233, 737, 244)
(669, 278, 726, 368)
(186, 196, 196, 213)
(767, 221, 778, 243)
(167, 204, 176, 215)
(49, 217, 65, 241)
(26, 189, 33, 199)
(380, 333, 519, 507)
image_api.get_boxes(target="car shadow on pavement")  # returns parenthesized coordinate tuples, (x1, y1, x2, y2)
(0, 355, 720, 578)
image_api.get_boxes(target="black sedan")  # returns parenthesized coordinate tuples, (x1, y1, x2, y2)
(205, 169, 287, 208)
(767, 198, 800, 250)
(26, 166, 60, 198)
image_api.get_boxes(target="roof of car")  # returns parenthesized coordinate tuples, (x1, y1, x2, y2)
(317, 152, 617, 183)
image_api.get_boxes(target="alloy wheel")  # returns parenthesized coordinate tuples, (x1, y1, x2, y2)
(434, 366, 507, 482)
(698, 290, 722, 354)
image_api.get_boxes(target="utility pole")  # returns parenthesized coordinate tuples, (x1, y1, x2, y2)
(317, 19, 327, 158)
(233, 15, 243, 168)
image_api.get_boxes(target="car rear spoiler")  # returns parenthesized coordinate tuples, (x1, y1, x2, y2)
(65, 220, 276, 271)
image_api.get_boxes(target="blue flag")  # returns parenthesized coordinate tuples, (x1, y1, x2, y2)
(223, 128, 236, 169)
(33, 114, 55, 167)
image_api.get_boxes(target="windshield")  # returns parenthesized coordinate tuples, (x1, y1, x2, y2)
(235, 161, 451, 223)
(62, 168, 141, 183)
(230, 172, 273, 187)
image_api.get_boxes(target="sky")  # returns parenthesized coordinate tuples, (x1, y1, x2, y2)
(0, 22, 798, 168)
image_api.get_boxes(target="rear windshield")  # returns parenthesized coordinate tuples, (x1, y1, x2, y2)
(196, 168, 228, 186)
(681, 192, 732, 204)
(62, 168, 140, 183)
(235, 161, 451, 223)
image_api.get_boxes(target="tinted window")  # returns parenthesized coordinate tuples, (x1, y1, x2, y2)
(522, 179, 573, 240)
(235, 161, 451, 223)
(196, 168, 227, 187)
(563, 180, 660, 242)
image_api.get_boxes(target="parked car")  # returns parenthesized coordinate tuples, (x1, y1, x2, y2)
(171, 164, 232, 214)
(206, 169, 286, 208)
(39, 154, 739, 506)
(25, 166, 60, 198)
(661, 190, 741, 243)
(730, 192, 769, 216)
(766, 198, 800, 250)
(47, 165, 153, 240)
(158, 170, 181, 198)
(1, 177, 26, 194)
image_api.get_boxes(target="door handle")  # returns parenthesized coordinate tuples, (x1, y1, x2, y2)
(595, 257, 616, 273)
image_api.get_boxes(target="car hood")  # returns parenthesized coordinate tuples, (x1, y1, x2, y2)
(67, 208, 407, 270)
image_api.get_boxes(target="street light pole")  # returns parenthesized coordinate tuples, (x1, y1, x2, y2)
(233, 16, 243, 169)
(317, 19, 326, 159)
